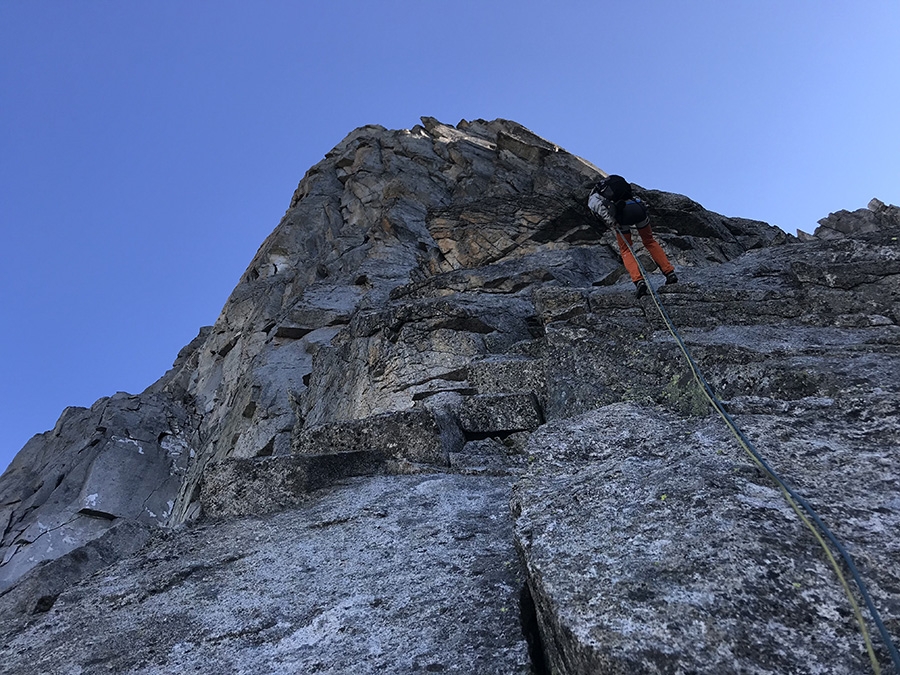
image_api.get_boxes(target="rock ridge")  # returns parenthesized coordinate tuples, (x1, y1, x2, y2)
(1, 117, 897, 674)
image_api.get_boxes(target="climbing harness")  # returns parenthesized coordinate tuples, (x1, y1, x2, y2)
(622, 239, 900, 675)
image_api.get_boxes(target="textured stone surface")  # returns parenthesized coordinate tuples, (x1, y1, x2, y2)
(2, 119, 787, 589)
(294, 408, 453, 466)
(507, 214, 900, 673)
(200, 453, 387, 518)
(0, 392, 197, 591)
(0, 519, 151, 620)
(814, 199, 900, 240)
(512, 402, 900, 674)
(468, 356, 547, 397)
(2, 117, 897, 673)
(449, 437, 528, 476)
(458, 393, 544, 435)
(0, 475, 530, 675)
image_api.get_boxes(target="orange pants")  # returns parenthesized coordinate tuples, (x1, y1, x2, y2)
(615, 225, 674, 283)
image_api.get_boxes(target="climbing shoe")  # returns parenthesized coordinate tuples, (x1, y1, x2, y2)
(635, 280, 649, 298)
(665, 271, 678, 285)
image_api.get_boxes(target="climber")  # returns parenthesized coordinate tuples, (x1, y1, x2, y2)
(588, 174, 678, 298)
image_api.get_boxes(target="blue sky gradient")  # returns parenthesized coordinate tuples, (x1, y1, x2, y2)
(2, 2, 898, 471)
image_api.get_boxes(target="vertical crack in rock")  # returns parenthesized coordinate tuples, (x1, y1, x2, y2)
(519, 582, 550, 675)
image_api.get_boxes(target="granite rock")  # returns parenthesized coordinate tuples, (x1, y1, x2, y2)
(0, 475, 530, 675)
(2, 117, 896, 674)
(512, 403, 900, 674)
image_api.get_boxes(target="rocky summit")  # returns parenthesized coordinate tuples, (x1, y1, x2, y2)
(1, 117, 898, 674)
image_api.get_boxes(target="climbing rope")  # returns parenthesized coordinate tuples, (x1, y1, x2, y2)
(620, 236, 900, 675)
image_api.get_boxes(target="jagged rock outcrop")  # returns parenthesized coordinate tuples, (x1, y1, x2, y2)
(1, 117, 897, 674)
(0, 392, 198, 591)
(814, 197, 900, 240)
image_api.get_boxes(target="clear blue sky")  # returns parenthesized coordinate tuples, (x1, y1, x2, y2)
(2, 2, 898, 472)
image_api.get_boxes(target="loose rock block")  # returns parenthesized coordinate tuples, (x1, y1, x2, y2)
(200, 451, 385, 517)
(293, 408, 450, 466)
(458, 393, 543, 435)
(468, 356, 546, 396)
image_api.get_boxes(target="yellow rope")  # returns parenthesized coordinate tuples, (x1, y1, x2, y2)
(621, 234, 883, 673)
(645, 286, 880, 673)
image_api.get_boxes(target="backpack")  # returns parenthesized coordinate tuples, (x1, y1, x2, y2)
(591, 175, 650, 228)
(617, 198, 649, 228)
(594, 174, 632, 202)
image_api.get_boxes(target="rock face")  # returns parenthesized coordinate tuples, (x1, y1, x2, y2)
(0, 392, 197, 591)
(1, 474, 530, 674)
(2, 117, 898, 674)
